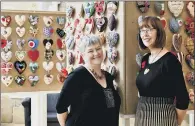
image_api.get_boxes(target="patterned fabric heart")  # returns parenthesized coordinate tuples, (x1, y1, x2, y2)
(1, 75, 13, 87)
(44, 49, 54, 61)
(16, 39, 25, 50)
(172, 34, 182, 51)
(154, 1, 165, 16)
(68, 51, 75, 65)
(106, 31, 119, 47)
(1, 15, 11, 26)
(14, 75, 26, 86)
(28, 75, 39, 86)
(187, 2, 195, 18)
(1, 62, 13, 74)
(169, 18, 180, 33)
(29, 62, 39, 73)
(65, 35, 75, 50)
(64, 19, 75, 35)
(107, 1, 119, 15)
(16, 27, 25, 37)
(185, 37, 194, 56)
(108, 14, 117, 31)
(1, 51, 12, 62)
(43, 26, 54, 38)
(107, 47, 118, 64)
(29, 26, 38, 37)
(95, 16, 107, 32)
(1, 27, 12, 39)
(15, 51, 26, 61)
(43, 16, 53, 27)
(56, 28, 65, 38)
(184, 17, 194, 39)
(57, 38, 66, 49)
(185, 54, 194, 70)
(83, 2, 95, 18)
(43, 39, 53, 50)
(168, 1, 184, 17)
(56, 16, 66, 25)
(56, 50, 66, 61)
(85, 17, 94, 34)
(94, 1, 106, 16)
(1, 39, 12, 52)
(28, 38, 39, 50)
(185, 71, 195, 86)
(136, 1, 150, 13)
(28, 15, 39, 26)
(44, 74, 54, 85)
(15, 15, 26, 26)
(66, 6, 74, 18)
(28, 50, 39, 62)
(14, 61, 27, 74)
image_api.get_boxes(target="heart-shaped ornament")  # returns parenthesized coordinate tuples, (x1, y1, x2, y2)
(168, 1, 184, 17)
(185, 37, 194, 56)
(136, 1, 150, 13)
(154, 1, 165, 16)
(184, 17, 194, 39)
(1, 16, 11, 26)
(1, 39, 12, 52)
(106, 31, 119, 47)
(1, 27, 12, 39)
(185, 54, 194, 70)
(44, 74, 54, 85)
(29, 26, 38, 37)
(107, 47, 118, 64)
(29, 62, 39, 73)
(15, 15, 26, 26)
(28, 39, 39, 50)
(28, 50, 39, 61)
(56, 62, 66, 72)
(157, 16, 167, 29)
(169, 18, 180, 33)
(65, 35, 75, 50)
(56, 50, 66, 61)
(16, 27, 25, 37)
(44, 49, 54, 61)
(1, 39, 7, 48)
(42, 61, 54, 71)
(1, 75, 13, 87)
(57, 74, 66, 83)
(99, 32, 106, 45)
(57, 38, 66, 49)
(14, 61, 27, 74)
(43, 26, 54, 38)
(56, 17, 66, 25)
(29, 15, 39, 26)
(64, 20, 75, 35)
(66, 5, 75, 18)
(15, 51, 26, 61)
(107, 1, 119, 15)
(172, 34, 182, 51)
(1, 62, 13, 74)
(14, 75, 26, 86)
(85, 17, 94, 34)
(43, 16, 53, 27)
(108, 14, 116, 31)
(83, 2, 95, 18)
(16, 39, 25, 50)
(28, 75, 39, 86)
(1, 51, 12, 62)
(94, 1, 106, 16)
(56, 28, 65, 38)
(185, 71, 195, 86)
(187, 2, 195, 18)
(68, 51, 75, 65)
(95, 16, 107, 32)
(136, 53, 143, 68)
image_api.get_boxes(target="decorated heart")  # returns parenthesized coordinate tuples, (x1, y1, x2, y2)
(106, 31, 119, 47)
(172, 34, 182, 51)
(57, 74, 66, 83)
(44, 74, 54, 85)
(43, 39, 53, 50)
(169, 18, 180, 33)
(16, 39, 25, 50)
(184, 17, 194, 39)
(85, 17, 94, 34)
(14, 75, 26, 86)
(43, 61, 54, 71)
(14, 61, 27, 74)
(56, 16, 65, 25)
(168, 1, 184, 17)
(1, 27, 12, 39)
(29, 15, 39, 26)
(157, 16, 167, 29)
(1, 39, 7, 48)
(83, 2, 95, 18)
(185, 54, 194, 70)
(1, 16, 11, 26)
(28, 39, 39, 50)
(28, 75, 39, 86)
(29, 62, 39, 73)
(65, 35, 75, 50)
(1, 62, 13, 74)
(56, 62, 66, 72)
(185, 37, 194, 56)
(56, 28, 65, 38)
(154, 1, 165, 16)
(107, 1, 119, 15)
(99, 32, 106, 45)
(15, 51, 26, 61)
(29, 26, 38, 37)
(57, 38, 65, 49)
(68, 51, 75, 65)
(66, 5, 75, 18)
(1, 51, 12, 62)
(43, 26, 53, 38)
(136, 1, 150, 13)
(16, 27, 25, 37)
(43, 16, 53, 27)
(108, 64, 118, 78)
(15, 15, 26, 26)
(108, 14, 116, 31)
(44, 49, 54, 61)
(95, 16, 107, 32)
(185, 71, 194, 86)
(28, 50, 39, 61)
(1, 75, 13, 87)
(94, 1, 106, 16)
(64, 20, 75, 35)
(107, 47, 118, 64)
(187, 2, 195, 18)
(56, 50, 66, 61)
(1, 39, 12, 52)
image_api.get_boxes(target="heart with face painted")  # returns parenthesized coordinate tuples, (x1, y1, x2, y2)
(1, 75, 13, 87)
(44, 74, 54, 85)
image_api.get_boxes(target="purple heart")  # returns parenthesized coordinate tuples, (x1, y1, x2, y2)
(43, 26, 53, 37)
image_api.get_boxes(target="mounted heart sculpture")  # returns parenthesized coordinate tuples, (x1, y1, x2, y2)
(44, 74, 54, 85)
(16, 27, 25, 37)
(185, 71, 195, 86)
(1, 39, 12, 52)
(57, 74, 66, 83)
(184, 17, 194, 39)
(157, 16, 167, 29)
(43, 16, 53, 27)
(1, 27, 12, 39)
(107, 1, 119, 16)
(189, 89, 194, 103)
(29, 26, 38, 37)
(14, 61, 27, 74)
(169, 18, 180, 33)
(1, 75, 13, 87)
(1, 62, 13, 74)
(44, 49, 54, 61)
(1, 16, 11, 26)
(68, 51, 75, 65)
(66, 6, 75, 18)
(1, 39, 7, 49)
(85, 17, 94, 34)
(65, 35, 75, 50)
(28, 49, 39, 61)
(56, 28, 65, 38)
(43, 26, 54, 38)
(43, 39, 53, 50)
(108, 64, 118, 79)
(108, 14, 116, 31)
(56, 16, 65, 25)
(56, 62, 66, 72)
(15, 51, 26, 61)
(136, 1, 150, 13)
(14, 75, 26, 86)
(57, 38, 66, 49)
(107, 47, 118, 64)
(28, 39, 39, 50)
(29, 62, 39, 73)
(56, 50, 66, 61)
(94, 1, 106, 16)
(95, 16, 107, 32)
(172, 34, 182, 51)
(1, 51, 12, 62)
(16, 39, 25, 50)
(106, 31, 119, 47)
(64, 20, 75, 35)
(43, 61, 54, 71)
(28, 75, 39, 86)
(29, 15, 39, 26)
(185, 37, 194, 56)
(83, 2, 95, 18)
(168, 1, 184, 17)
(186, 1, 195, 18)
(154, 1, 165, 16)
(185, 54, 194, 70)
(15, 15, 26, 26)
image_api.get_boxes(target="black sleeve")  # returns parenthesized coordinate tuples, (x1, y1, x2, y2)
(56, 70, 80, 114)
(166, 55, 189, 110)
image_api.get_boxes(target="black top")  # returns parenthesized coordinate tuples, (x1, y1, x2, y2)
(56, 66, 121, 126)
(136, 52, 189, 110)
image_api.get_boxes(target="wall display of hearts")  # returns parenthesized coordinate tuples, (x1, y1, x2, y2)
(1, 10, 67, 92)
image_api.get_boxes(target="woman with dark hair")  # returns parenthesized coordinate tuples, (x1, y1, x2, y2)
(135, 16, 189, 126)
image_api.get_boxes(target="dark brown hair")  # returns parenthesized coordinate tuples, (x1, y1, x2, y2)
(138, 16, 166, 50)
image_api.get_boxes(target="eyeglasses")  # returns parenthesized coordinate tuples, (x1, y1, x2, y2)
(140, 28, 155, 35)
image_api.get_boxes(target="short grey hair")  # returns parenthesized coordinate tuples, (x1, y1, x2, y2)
(79, 35, 101, 53)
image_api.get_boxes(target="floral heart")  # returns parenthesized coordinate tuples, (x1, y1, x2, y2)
(94, 1, 106, 16)
(57, 74, 66, 83)
(15, 51, 26, 61)
(28, 15, 39, 26)
(56, 62, 66, 72)
(172, 34, 182, 51)
(29, 62, 39, 73)
(42, 61, 54, 71)
(16, 27, 25, 37)
(1, 16, 11, 26)
(95, 16, 107, 32)
(29, 26, 38, 37)
(1, 27, 12, 39)
(56, 28, 65, 38)
(186, 2, 195, 18)
(43, 16, 53, 27)
(65, 35, 75, 50)
(1, 51, 12, 62)
(136, 1, 150, 13)
(185, 54, 194, 70)
(106, 31, 119, 47)
(1, 62, 13, 74)
(66, 6, 74, 18)
(185, 37, 194, 56)
(68, 51, 75, 65)
(56, 50, 66, 61)
(16, 39, 25, 50)
(14, 61, 27, 74)
(1, 75, 13, 87)
(64, 20, 75, 35)
(43, 26, 53, 38)
(108, 14, 116, 31)
(185, 71, 194, 86)
(1, 39, 12, 52)
(168, 1, 184, 17)
(184, 17, 194, 39)
(83, 2, 95, 18)
(15, 15, 26, 26)
(28, 75, 39, 86)
(28, 50, 39, 62)
(44, 74, 54, 85)
(14, 75, 26, 86)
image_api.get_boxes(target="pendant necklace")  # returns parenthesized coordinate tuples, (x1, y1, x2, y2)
(144, 48, 163, 75)
(89, 68, 105, 80)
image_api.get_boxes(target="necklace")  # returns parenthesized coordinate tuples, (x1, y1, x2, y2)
(144, 48, 163, 75)
(89, 68, 105, 80)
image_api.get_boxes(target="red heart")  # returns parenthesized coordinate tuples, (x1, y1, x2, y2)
(1, 39, 7, 48)
(28, 50, 39, 62)
(57, 39, 63, 49)
(160, 19, 166, 29)
(1, 16, 11, 26)
(61, 68, 68, 77)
